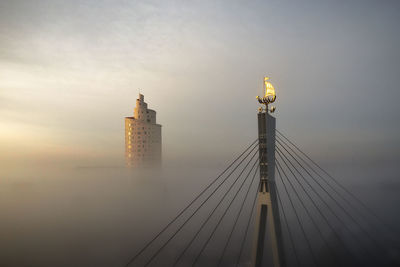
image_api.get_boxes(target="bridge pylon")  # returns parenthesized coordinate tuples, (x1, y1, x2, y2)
(252, 78, 285, 267)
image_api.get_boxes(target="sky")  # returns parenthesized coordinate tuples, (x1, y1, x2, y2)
(0, 0, 399, 170)
(1, 1, 400, 266)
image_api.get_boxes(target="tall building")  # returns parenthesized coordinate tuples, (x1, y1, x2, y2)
(125, 94, 162, 167)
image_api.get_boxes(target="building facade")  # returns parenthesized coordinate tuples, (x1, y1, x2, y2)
(125, 94, 162, 167)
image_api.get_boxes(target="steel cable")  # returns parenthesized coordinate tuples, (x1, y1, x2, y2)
(235, 181, 261, 267)
(275, 181, 301, 267)
(216, 164, 260, 267)
(192, 158, 259, 266)
(276, 147, 360, 265)
(276, 142, 384, 258)
(276, 130, 398, 236)
(125, 139, 258, 267)
(276, 160, 319, 267)
(172, 150, 259, 267)
(276, 133, 399, 242)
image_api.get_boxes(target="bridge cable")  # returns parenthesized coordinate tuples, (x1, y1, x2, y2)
(276, 147, 361, 265)
(277, 137, 392, 250)
(276, 147, 376, 265)
(192, 158, 259, 266)
(124, 139, 258, 267)
(276, 140, 386, 256)
(276, 129, 398, 236)
(275, 160, 320, 267)
(275, 179, 302, 267)
(216, 164, 260, 267)
(142, 143, 260, 267)
(173, 150, 259, 267)
(235, 181, 261, 267)
(276, 133, 399, 241)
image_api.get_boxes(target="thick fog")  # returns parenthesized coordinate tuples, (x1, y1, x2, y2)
(1, 0, 400, 266)
(1, 153, 399, 266)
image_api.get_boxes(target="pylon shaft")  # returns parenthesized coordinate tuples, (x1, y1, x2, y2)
(252, 112, 285, 267)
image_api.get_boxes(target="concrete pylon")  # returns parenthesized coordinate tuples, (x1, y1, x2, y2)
(251, 111, 285, 267)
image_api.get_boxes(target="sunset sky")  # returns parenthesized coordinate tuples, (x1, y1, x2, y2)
(1, 0, 399, 170)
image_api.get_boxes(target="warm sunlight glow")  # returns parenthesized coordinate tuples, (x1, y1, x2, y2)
(264, 77, 276, 101)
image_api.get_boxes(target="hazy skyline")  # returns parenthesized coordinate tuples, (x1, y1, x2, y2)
(1, 0, 399, 171)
